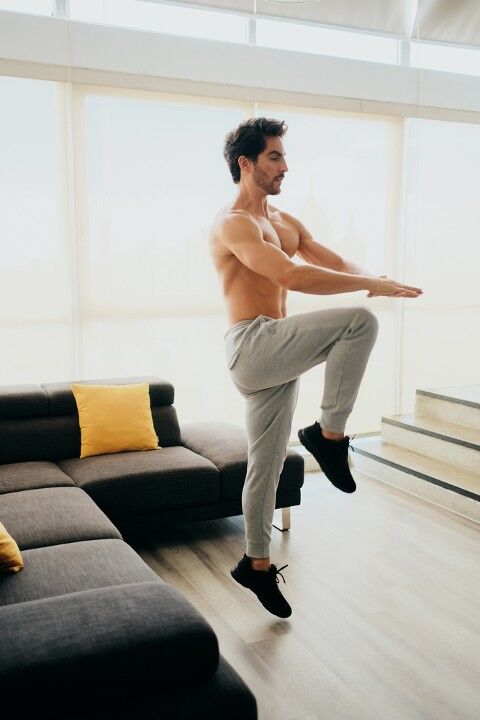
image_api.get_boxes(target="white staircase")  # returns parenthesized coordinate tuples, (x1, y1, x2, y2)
(349, 386, 480, 524)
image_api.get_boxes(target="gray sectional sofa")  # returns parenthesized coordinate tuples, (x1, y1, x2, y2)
(0, 375, 304, 719)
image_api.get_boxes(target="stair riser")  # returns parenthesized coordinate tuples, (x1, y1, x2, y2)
(351, 452, 480, 524)
(415, 394, 480, 431)
(381, 422, 479, 474)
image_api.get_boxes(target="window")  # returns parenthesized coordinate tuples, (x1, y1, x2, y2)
(256, 18, 400, 65)
(410, 41, 480, 77)
(0, 0, 52, 14)
(69, 0, 247, 44)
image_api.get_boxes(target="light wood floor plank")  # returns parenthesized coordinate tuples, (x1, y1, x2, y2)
(135, 470, 480, 720)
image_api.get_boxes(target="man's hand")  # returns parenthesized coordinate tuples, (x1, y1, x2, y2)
(366, 275, 423, 298)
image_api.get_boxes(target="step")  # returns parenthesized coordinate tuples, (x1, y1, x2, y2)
(349, 435, 480, 524)
(381, 414, 480, 474)
(415, 385, 480, 431)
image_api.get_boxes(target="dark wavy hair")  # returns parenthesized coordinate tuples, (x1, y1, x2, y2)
(223, 117, 288, 184)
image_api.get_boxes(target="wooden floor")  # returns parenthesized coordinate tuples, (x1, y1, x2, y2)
(134, 470, 480, 720)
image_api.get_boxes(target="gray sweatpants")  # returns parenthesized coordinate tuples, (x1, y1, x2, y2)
(224, 306, 379, 558)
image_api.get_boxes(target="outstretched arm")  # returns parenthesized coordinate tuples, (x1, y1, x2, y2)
(220, 213, 375, 296)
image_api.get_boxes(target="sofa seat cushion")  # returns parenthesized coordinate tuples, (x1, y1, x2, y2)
(0, 487, 121, 550)
(0, 460, 75, 495)
(0, 581, 220, 715)
(57, 446, 220, 519)
(180, 421, 304, 500)
(0, 538, 157, 606)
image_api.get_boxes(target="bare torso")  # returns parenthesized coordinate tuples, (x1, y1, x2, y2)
(209, 203, 300, 327)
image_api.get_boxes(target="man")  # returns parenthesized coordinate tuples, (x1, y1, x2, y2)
(209, 117, 423, 618)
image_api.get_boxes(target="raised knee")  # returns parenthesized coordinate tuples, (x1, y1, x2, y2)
(356, 306, 379, 334)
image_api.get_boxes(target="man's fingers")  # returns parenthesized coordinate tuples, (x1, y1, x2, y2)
(394, 290, 418, 297)
(397, 286, 422, 295)
(368, 287, 422, 298)
(402, 284, 423, 292)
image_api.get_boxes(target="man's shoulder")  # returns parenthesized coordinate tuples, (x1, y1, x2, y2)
(213, 203, 299, 230)
(214, 204, 246, 221)
(216, 207, 260, 231)
(210, 206, 240, 234)
(210, 207, 258, 254)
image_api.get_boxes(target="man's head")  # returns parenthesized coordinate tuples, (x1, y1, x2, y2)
(223, 117, 288, 195)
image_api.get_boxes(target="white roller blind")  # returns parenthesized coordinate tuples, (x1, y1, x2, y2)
(257, 0, 407, 36)
(412, 0, 480, 47)
(164, 0, 409, 37)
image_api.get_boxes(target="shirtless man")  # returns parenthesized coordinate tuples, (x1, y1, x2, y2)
(209, 117, 423, 618)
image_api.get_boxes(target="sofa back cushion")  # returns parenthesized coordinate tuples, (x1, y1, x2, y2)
(0, 376, 181, 464)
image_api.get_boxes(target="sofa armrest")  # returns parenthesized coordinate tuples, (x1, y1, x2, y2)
(180, 421, 248, 471)
(0, 581, 219, 715)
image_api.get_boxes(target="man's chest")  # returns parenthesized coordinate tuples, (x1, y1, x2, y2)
(258, 216, 299, 259)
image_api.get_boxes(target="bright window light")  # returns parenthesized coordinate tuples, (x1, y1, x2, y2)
(0, 0, 52, 14)
(255, 17, 400, 65)
(69, 0, 247, 44)
(410, 41, 480, 77)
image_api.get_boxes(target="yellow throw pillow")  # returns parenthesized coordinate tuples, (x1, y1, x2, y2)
(71, 382, 160, 459)
(0, 522, 24, 573)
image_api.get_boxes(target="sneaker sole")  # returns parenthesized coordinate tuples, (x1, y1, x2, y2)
(298, 428, 356, 493)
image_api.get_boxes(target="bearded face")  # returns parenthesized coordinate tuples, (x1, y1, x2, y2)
(252, 162, 284, 195)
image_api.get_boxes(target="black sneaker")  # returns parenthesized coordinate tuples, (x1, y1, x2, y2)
(230, 554, 292, 618)
(298, 421, 357, 493)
